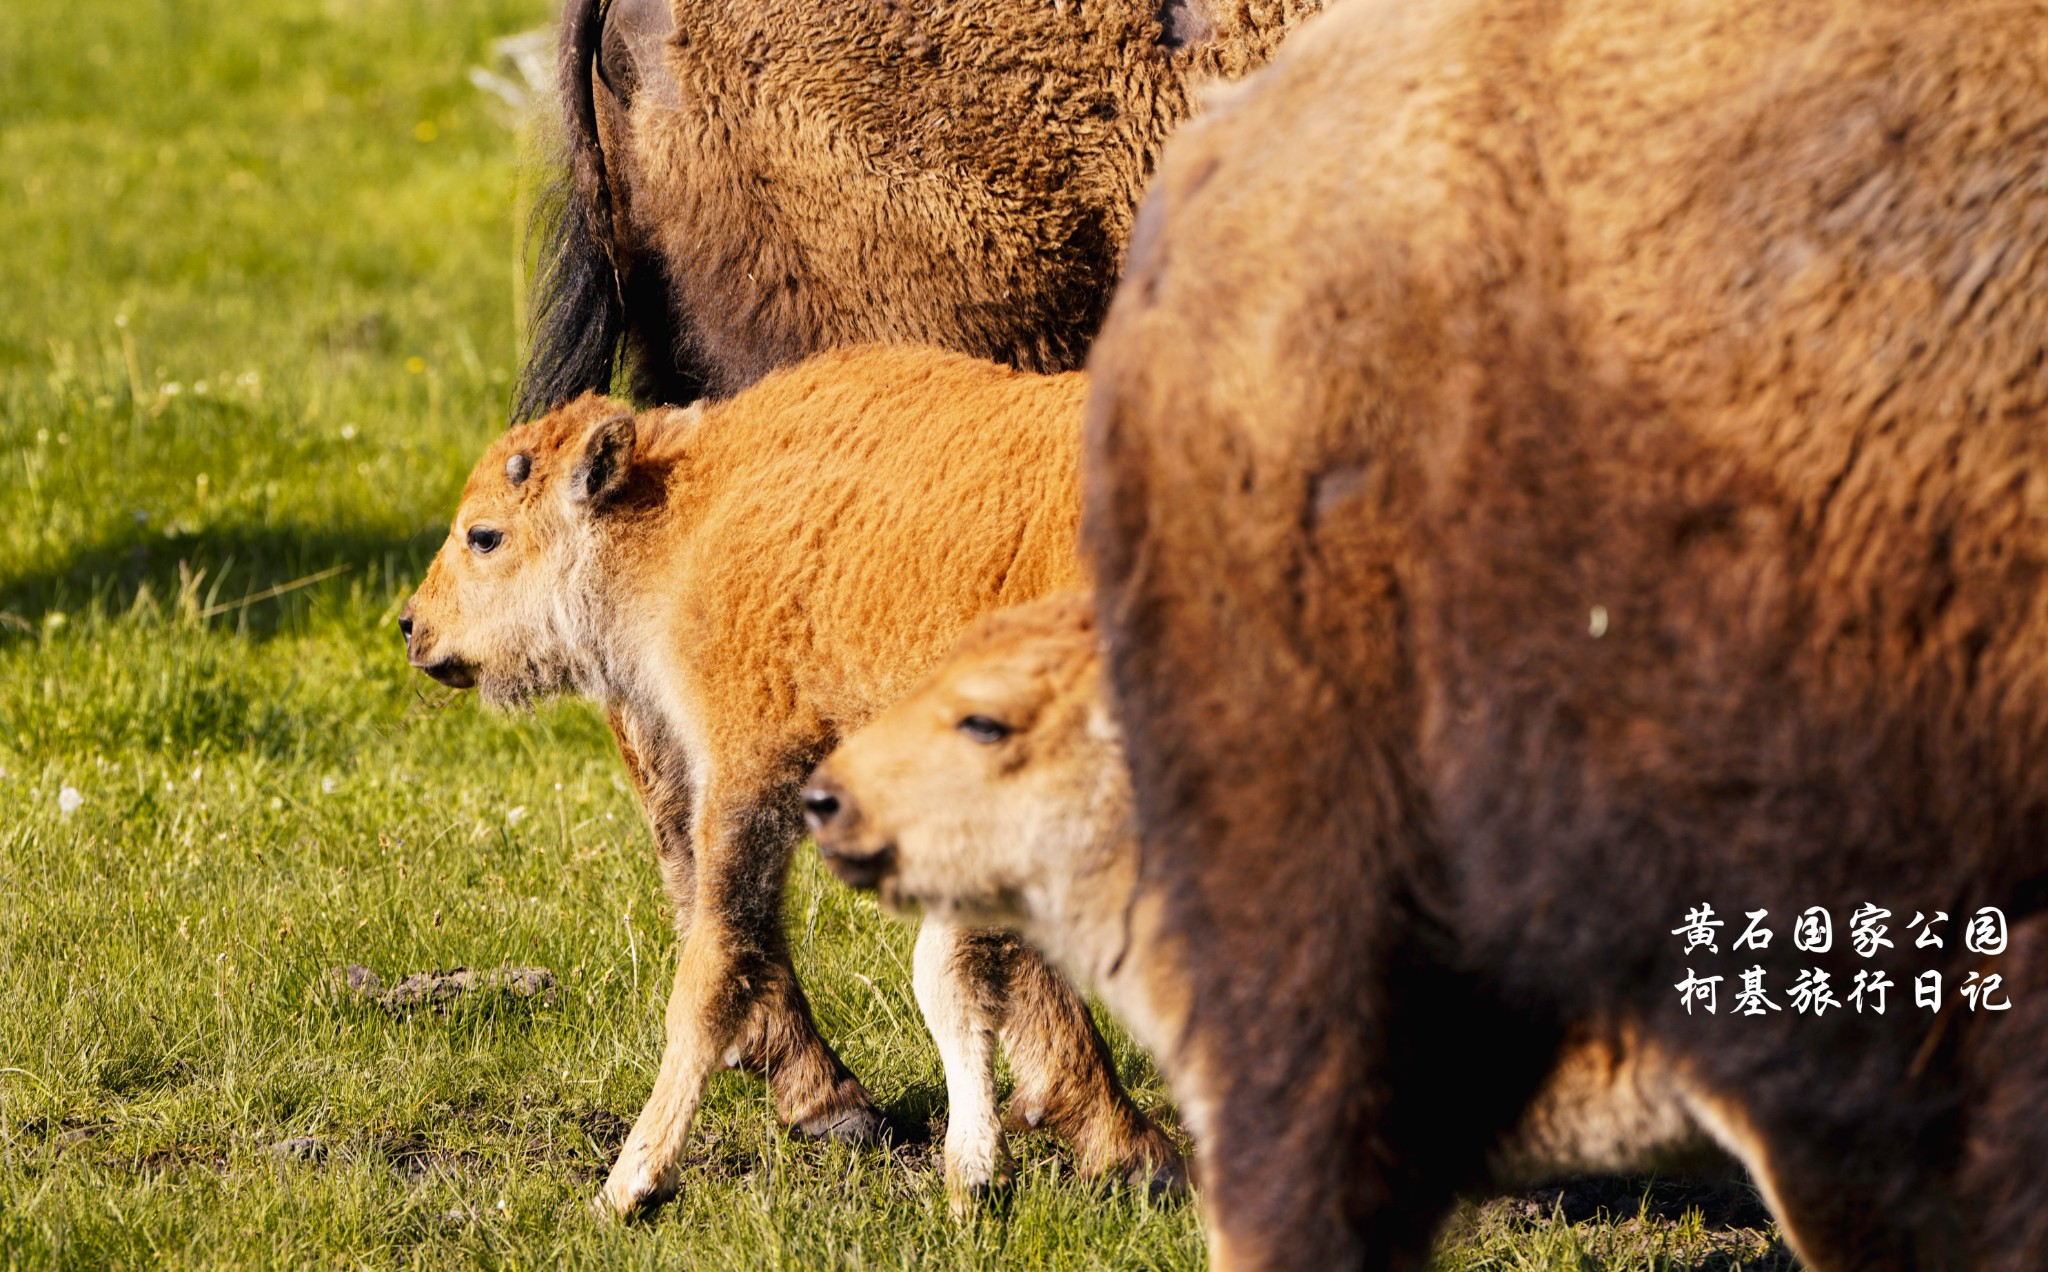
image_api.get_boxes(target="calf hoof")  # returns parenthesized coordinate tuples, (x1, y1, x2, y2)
(944, 1143, 1019, 1215)
(595, 1154, 679, 1221)
(1089, 1120, 1190, 1200)
(1117, 1142, 1189, 1200)
(793, 1101, 888, 1144)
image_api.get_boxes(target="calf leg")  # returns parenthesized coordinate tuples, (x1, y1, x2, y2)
(914, 914, 1016, 1206)
(913, 921, 1187, 1205)
(994, 935, 1186, 1193)
(610, 708, 880, 1142)
(598, 768, 879, 1217)
(730, 943, 884, 1141)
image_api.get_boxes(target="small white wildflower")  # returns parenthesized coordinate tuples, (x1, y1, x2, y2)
(162, 382, 182, 397)
(321, 776, 337, 795)
(193, 380, 209, 395)
(339, 424, 358, 441)
(58, 786, 83, 816)
(506, 805, 527, 826)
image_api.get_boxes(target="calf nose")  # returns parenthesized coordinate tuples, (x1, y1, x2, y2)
(801, 783, 843, 833)
(398, 612, 414, 642)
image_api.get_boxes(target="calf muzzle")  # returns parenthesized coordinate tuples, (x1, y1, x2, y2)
(803, 778, 897, 889)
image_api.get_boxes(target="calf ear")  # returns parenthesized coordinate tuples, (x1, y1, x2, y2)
(569, 412, 636, 506)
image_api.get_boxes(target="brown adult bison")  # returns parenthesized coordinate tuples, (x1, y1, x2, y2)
(1084, 0, 2048, 1267)
(514, 0, 1316, 418)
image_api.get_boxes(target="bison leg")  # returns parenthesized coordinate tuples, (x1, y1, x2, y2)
(598, 771, 880, 1218)
(991, 934, 1187, 1195)
(913, 922, 1186, 1205)
(729, 950, 883, 1142)
(606, 704, 697, 921)
(914, 914, 1017, 1206)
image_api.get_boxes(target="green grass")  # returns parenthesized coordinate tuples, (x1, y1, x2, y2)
(0, 0, 1792, 1266)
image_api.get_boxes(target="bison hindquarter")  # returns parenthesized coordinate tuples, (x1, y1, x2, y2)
(1084, 0, 2048, 1268)
(515, 0, 1320, 418)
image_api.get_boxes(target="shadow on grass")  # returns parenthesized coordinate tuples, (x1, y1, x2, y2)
(1495, 1172, 1796, 1271)
(1506, 1171, 1772, 1229)
(0, 518, 439, 639)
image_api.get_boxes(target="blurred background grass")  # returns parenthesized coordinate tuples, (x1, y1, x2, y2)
(0, 0, 1785, 1266)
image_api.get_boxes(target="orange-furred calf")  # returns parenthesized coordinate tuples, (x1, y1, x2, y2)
(401, 345, 1178, 1216)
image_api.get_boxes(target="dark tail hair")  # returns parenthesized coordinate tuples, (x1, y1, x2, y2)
(512, 0, 626, 422)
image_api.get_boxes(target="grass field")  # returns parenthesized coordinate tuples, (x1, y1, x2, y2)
(0, 0, 1793, 1266)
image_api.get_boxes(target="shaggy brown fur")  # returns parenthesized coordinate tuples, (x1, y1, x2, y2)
(515, 0, 1320, 416)
(809, 593, 1717, 1188)
(400, 345, 1175, 1215)
(1083, 0, 2048, 1267)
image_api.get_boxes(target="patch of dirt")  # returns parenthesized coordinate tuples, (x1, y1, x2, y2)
(572, 1108, 631, 1155)
(556, 1109, 632, 1184)
(129, 1143, 231, 1176)
(323, 963, 560, 1016)
(377, 1132, 486, 1181)
(268, 1135, 326, 1163)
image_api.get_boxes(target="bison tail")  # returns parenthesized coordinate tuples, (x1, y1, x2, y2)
(515, 174, 625, 421)
(512, 0, 624, 422)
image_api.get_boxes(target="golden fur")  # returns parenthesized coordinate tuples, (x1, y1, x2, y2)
(1085, 0, 2048, 1266)
(401, 345, 1175, 1214)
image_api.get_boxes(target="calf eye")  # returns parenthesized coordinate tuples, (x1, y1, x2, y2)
(466, 526, 504, 554)
(957, 715, 1012, 745)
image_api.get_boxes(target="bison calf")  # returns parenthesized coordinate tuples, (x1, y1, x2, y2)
(400, 345, 1176, 1215)
(809, 593, 1716, 1192)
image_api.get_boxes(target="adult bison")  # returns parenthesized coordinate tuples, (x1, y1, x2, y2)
(513, 0, 1316, 418)
(1084, 0, 2048, 1267)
